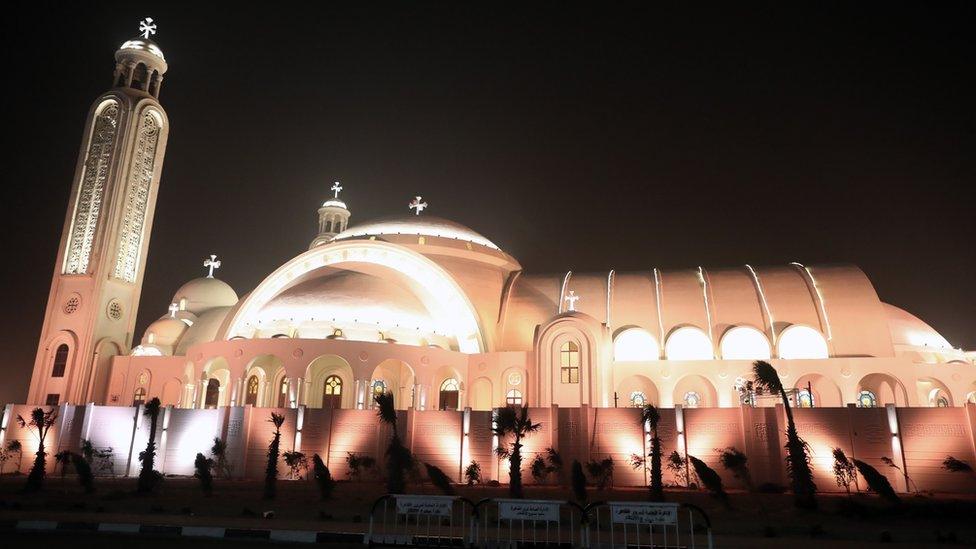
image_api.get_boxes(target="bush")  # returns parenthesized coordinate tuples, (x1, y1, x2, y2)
(283, 450, 308, 480)
(853, 459, 900, 505)
(464, 461, 482, 485)
(585, 457, 614, 490)
(832, 448, 858, 495)
(346, 452, 376, 480)
(666, 450, 690, 487)
(71, 452, 95, 493)
(689, 455, 729, 507)
(424, 463, 456, 495)
(312, 454, 335, 500)
(193, 453, 213, 496)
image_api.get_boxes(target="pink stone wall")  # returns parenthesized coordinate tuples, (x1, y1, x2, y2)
(4, 403, 976, 495)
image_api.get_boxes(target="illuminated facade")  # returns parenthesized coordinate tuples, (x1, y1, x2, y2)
(8, 27, 976, 494)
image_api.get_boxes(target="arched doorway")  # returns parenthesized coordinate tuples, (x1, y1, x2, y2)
(672, 375, 718, 408)
(439, 378, 460, 411)
(204, 379, 220, 409)
(276, 376, 289, 408)
(615, 374, 659, 408)
(323, 375, 343, 409)
(793, 373, 843, 407)
(369, 359, 415, 410)
(470, 377, 492, 411)
(244, 375, 260, 406)
(858, 373, 909, 407)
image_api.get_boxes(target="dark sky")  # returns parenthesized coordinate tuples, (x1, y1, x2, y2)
(1, 2, 973, 404)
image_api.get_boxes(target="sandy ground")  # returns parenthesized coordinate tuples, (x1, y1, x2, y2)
(0, 474, 973, 547)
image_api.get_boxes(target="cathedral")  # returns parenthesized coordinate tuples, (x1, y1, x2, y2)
(25, 29, 976, 421)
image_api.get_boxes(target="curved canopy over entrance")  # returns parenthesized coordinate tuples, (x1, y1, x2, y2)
(221, 241, 485, 353)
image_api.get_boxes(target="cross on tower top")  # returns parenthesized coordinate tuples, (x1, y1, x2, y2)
(331, 181, 343, 198)
(139, 17, 157, 39)
(564, 290, 580, 312)
(203, 254, 221, 278)
(409, 196, 428, 215)
(168, 303, 179, 318)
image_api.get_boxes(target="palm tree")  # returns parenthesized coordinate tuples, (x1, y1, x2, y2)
(374, 392, 413, 494)
(752, 360, 817, 509)
(639, 404, 664, 501)
(137, 397, 162, 493)
(493, 404, 540, 498)
(264, 413, 285, 499)
(17, 407, 58, 492)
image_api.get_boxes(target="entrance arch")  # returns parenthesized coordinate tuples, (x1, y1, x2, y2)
(370, 359, 415, 410)
(858, 373, 909, 407)
(616, 374, 660, 407)
(305, 354, 354, 409)
(243, 354, 284, 407)
(221, 241, 485, 353)
(672, 375, 717, 408)
(794, 373, 843, 407)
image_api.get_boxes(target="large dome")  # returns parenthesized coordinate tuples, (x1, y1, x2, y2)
(172, 277, 239, 316)
(333, 215, 500, 250)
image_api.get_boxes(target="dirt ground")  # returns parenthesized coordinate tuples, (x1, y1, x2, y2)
(0, 474, 973, 547)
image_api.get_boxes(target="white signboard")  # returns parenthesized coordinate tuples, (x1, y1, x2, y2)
(497, 499, 562, 522)
(608, 502, 679, 525)
(395, 495, 455, 517)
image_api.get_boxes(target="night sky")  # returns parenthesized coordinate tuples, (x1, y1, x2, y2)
(1, 3, 973, 405)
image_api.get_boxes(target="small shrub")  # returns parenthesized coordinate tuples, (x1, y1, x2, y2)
(193, 453, 214, 496)
(853, 459, 900, 505)
(346, 452, 376, 480)
(464, 461, 482, 486)
(546, 448, 564, 477)
(717, 447, 751, 489)
(832, 448, 858, 495)
(666, 450, 690, 487)
(282, 450, 308, 480)
(585, 457, 614, 490)
(530, 455, 549, 484)
(71, 452, 95, 493)
(424, 463, 456, 495)
(880, 456, 916, 493)
(211, 437, 231, 479)
(689, 455, 729, 507)
(312, 454, 335, 500)
(942, 456, 973, 474)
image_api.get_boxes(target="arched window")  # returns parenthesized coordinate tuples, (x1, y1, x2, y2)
(323, 375, 342, 409)
(613, 328, 660, 361)
(857, 390, 877, 408)
(204, 379, 220, 409)
(777, 325, 829, 359)
(630, 391, 647, 408)
(439, 378, 460, 411)
(506, 389, 523, 406)
(665, 327, 713, 360)
(52, 344, 69, 378)
(325, 220, 333, 233)
(560, 341, 580, 384)
(683, 391, 701, 408)
(372, 380, 387, 399)
(719, 326, 771, 360)
(277, 377, 289, 408)
(797, 389, 814, 408)
(936, 395, 950, 408)
(133, 387, 147, 406)
(245, 375, 259, 406)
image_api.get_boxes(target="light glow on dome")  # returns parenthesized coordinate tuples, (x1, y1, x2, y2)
(225, 241, 484, 353)
(614, 328, 660, 361)
(334, 217, 499, 250)
(131, 345, 163, 357)
(120, 39, 165, 60)
(777, 325, 829, 359)
(665, 327, 713, 360)
(720, 326, 771, 360)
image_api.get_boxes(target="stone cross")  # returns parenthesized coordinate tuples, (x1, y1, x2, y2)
(139, 18, 157, 39)
(564, 290, 580, 312)
(204, 254, 221, 278)
(331, 181, 342, 198)
(409, 196, 428, 215)
(168, 303, 179, 317)
(410, 196, 427, 215)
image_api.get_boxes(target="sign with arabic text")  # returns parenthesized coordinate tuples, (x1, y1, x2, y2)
(608, 502, 679, 525)
(395, 495, 455, 517)
(497, 499, 562, 522)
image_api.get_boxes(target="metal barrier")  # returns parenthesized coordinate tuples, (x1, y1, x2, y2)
(584, 501, 713, 549)
(472, 498, 584, 549)
(366, 494, 474, 547)
(366, 496, 713, 549)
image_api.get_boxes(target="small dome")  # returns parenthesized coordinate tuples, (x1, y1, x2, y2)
(172, 277, 239, 316)
(117, 38, 166, 62)
(321, 199, 348, 209)
(141, 316, 187, 350)
(884, 303, 952, 349)
(334, 215, 500, 250)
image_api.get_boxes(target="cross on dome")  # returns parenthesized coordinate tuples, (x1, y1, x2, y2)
(409, 196, 428, 215)
(331, 181, 343, 198)
(139, 17, 157, 39)
(564, 290, 580, 312)
(203, 254, 221, 278)
(168, 303, 179, 317)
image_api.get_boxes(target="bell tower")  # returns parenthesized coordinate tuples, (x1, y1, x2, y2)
(27, 21, 170, 405)
(309, 181, 352, 249)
